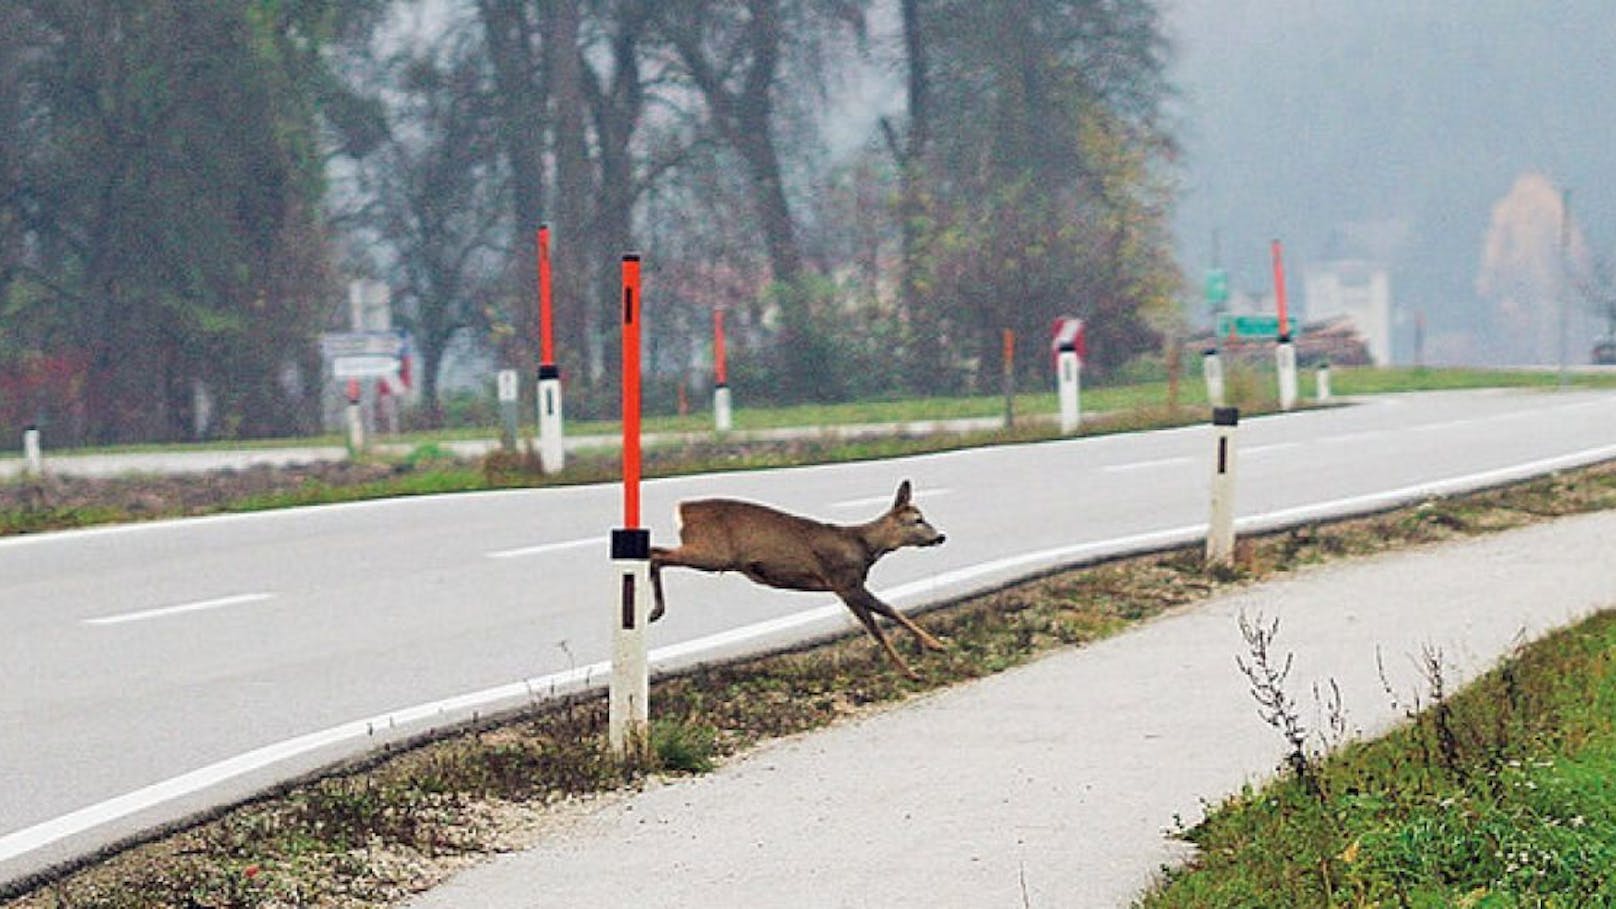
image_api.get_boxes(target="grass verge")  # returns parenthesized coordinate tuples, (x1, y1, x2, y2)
(7, 457, 1616, 907)
(1139, 613, 1616, 907)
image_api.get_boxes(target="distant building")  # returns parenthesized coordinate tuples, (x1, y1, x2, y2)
(1303, 261, 1392, 365)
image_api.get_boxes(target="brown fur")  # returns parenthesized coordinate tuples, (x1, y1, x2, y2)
(650, 480, 947, 677)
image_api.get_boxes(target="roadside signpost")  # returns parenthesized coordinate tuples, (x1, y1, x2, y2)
(609, 253, 651, 760)
(1215, 313, 1298, 339)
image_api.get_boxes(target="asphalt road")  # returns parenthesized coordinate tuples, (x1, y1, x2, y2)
(5, 388, 1616, 884)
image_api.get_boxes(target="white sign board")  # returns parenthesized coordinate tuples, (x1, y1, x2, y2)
(497, 369, 519, 402)
(332, 354, 401, 378)
(321, 331, 406, 360)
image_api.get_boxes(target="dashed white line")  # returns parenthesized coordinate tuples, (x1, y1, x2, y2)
(1101, 456, 1192, 474)
(485, 537, 601, 559)
(1319, 430, 1388, 445)
(831, 488, 953, 510)
(84, 593, 276, 627)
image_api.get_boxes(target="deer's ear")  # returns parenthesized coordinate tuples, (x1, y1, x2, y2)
(893, 480, 912, 509)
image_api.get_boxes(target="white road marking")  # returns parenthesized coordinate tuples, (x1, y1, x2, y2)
(83, 593, 275, 627)
(12, 436, 1616, 868)
(1318, 430, 1388, 445)
(1101, 456, 1192, 474)
(1244, 442, 1302, 456)
(485, 537, 601, 559)
(831, 488, 953, 510)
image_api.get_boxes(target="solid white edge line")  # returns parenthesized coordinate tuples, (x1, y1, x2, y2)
(82, 593, 276, 627)
(8, 439, 1616, 866)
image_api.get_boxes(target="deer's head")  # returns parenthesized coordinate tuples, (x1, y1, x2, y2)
(881, 479, 946, 549)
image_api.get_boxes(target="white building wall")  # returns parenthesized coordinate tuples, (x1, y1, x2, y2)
(1303, 261, 1393, 365)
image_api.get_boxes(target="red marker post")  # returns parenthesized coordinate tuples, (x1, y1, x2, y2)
(1002, 328, 1016, 428)
(713, 307, 732, 432)
(536, 225, 566, 472)
(1271, 239, 1298, 410)
(609, 252, 650, 759)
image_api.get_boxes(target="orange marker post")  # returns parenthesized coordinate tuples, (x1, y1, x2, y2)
(713, 308, 728, 386)
(536, 224, 565, 472)
(1001, 328, 1016, 428)
(538, 225, 554, 367)
(1270, 239, 1288, 338)
(621, 254, 643, 528)
(610, 251, 650, 759)
(1271, 239, 1299, 410)
(713, 307, 732, 432)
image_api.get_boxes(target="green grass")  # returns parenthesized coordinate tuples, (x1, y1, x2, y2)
(1140, 610, 1616, 908)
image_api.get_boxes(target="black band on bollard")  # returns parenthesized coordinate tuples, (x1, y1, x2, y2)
(1277, 333, 1292, 344)
(714, 381, 728, 391)
(1212, 406, 1240, 427)
(1202, 348, 1218, 357)
(1058, 342, 1077, 354)
(538, 364, 561, 381)
(611, 527, 651, 560)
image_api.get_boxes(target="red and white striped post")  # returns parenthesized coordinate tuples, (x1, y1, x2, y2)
(536, 225, 566, 473)
(609, 252, 651, 759)
(712, 307, 732, 433)
(1272, 239, 1298, 411)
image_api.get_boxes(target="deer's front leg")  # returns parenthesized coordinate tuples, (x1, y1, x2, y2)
(838, 593, 919, 680)
(848, 585, 947, 652)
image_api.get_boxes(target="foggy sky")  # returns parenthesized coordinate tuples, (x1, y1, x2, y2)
(1165, 0, 1616, 363)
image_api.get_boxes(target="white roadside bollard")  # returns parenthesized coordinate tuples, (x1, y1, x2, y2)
(344, 380, 365, 456)
(610, 528, 651, 759)
(714, 383, 732, 433)
(1316, 362, 1332, 403)
(497, 369, 519, 452)
(1057, 344, 1081, 434)
(23, 425, 42, 477)
(1206, 406, 1239, 569)
(1276, 335, 1298, 411)
(1202, 347, 1226, 408)
(537, 365, 565, 473)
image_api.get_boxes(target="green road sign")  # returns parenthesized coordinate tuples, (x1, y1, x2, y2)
(1204, 268, 1229, 306)
(1217, 313, 1298, 339)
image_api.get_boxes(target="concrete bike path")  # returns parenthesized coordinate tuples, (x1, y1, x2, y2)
(405, 510, 1616, 908)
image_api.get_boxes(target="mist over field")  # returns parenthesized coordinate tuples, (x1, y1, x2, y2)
(1166, 0, 1616, 364)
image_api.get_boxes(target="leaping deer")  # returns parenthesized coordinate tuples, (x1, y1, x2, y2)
(649, 480, 948, 678)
